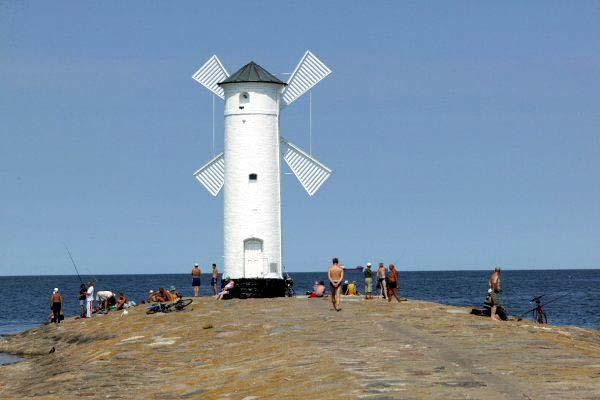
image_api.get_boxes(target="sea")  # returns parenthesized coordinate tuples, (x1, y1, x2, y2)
(0, 269, 598, 336)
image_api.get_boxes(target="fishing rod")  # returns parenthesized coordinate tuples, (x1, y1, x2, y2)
(63, 243, 83, 285)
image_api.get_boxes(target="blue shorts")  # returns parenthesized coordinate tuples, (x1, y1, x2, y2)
(192, 277, 201, 287)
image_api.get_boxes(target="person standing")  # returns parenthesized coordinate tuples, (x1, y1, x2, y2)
(85, 281, 94, 318)
(488, 267, 502, 321)
(78, 283, 86, 317)
(387, 264, 401, 303)
(377, 263, 388, 300)
(50, 288, 62, 324)
(364, 263, 373, 299)
(327, 258, 344, 311)
(192, 263, 201, 297)
(211, 264, 219, 296)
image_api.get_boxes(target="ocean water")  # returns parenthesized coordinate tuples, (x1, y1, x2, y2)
(0, 269, 598, 335)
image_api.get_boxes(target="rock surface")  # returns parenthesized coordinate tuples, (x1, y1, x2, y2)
(1, 297, 599, 399)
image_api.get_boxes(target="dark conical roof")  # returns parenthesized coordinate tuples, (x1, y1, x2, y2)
(218, 61, 286, 86)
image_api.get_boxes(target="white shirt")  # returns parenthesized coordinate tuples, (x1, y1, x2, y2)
(86, 286, 94, 301)
(96, 291, 114, 301)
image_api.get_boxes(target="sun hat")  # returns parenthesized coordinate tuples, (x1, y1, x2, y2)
(366, 262, 372, 267)
(194, 263, 198, 266)
(169, 286, 176, 291)
(53, 288, 58, 293)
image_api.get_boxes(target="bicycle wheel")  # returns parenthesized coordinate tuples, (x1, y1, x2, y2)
(160, 303, 175, 313)
(174, 298, 193, 311)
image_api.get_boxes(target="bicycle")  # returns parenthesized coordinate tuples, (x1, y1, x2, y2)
(530, 295, 548, 324)
(283, 274, 295, 297)
(146, 298, 193, 314)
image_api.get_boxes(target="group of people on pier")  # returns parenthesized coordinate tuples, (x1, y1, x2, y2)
(326, 258, 401, 311)
(47, 259, 503, 323)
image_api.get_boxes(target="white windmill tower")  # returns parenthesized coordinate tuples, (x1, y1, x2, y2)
(192, 51, 332, 298)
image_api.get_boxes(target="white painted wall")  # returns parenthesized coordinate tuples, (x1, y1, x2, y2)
(222, 82, 283, 279)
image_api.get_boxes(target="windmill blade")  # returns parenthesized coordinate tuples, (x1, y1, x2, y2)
(191, 55, 229, 99)
(281, 138, 331, 196)
(193, 153, 225, 196)
(282, 51, 332, 106)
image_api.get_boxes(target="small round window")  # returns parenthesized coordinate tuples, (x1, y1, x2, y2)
(240, 92, 249, 104)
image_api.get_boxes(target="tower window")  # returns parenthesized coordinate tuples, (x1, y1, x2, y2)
(249, 173, 257, 181)
(240, 92, 249, 103)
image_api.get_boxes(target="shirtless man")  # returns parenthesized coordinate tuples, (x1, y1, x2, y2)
(211, 264, 219, 296)
(327, 258, 344, 311)
(377, 263, 388, 300)
(488, 267, 502, 321)
(157, 287, 173, 303)
(192, 263, 201, 297)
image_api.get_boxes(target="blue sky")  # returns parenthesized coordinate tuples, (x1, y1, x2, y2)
(1, 1, 599, 275)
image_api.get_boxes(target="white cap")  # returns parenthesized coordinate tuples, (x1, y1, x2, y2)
(53, 288, 58, 293)
(194, 263, 198, 266)
(366, 262, 372, 267)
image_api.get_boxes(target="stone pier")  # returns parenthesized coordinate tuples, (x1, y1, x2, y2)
(1, 297, 599, 399)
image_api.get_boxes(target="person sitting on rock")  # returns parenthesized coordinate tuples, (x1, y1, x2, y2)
(169, 286, 181, 301)
(308, 281, 326, 298)
(216, 278, 234, 300)
(148, 288, 173, 303)
(157, 288, 173, 302)
(115, 293, 128, 310)
(341, 280, 349, 296)
(345, 281, 357, 296)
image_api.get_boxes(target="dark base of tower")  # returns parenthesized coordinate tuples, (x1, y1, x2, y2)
(223, 278, 286, 299)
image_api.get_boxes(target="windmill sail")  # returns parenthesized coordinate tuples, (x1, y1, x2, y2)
(192, 55, 229, 99)
(193, 153, 225, 196)
(280, 138, 331, 196)
(282, 51, 331, 106)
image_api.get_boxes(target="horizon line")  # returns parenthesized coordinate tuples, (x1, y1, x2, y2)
(0, 267, 598, 278)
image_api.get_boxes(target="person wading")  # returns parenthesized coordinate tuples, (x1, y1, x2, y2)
(364, 263, 373, 299)
(328, 258, 344, 311)
(191, 263, 201, 297)
(488, 267, 502, 321)
(211, 263, 219, 296)
(50, 288, 63, 324)
(377, 263, 388, 300)
(387, 264, 401, 303)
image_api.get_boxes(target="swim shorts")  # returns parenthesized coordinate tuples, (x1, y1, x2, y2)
(192, 277, 201, 287)
(490, 290, 502, 306)
(211, 277, 217, 286)
(364, 277, 372, 293)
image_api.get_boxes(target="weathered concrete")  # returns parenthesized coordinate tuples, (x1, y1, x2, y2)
(0, 297, 599, 399)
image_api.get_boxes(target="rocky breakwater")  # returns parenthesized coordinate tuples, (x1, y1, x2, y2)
(1, 297, 599, 399)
